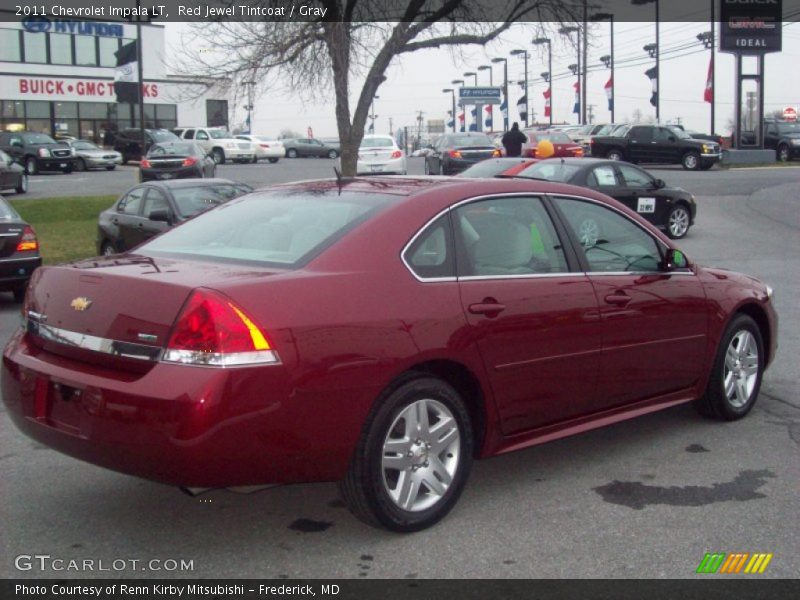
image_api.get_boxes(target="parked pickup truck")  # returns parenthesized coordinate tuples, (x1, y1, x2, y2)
(172, 127, 255, 165)
(590, 124, 721, 171)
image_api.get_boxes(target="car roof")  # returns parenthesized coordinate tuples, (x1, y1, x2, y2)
(139, 178, 242, 189)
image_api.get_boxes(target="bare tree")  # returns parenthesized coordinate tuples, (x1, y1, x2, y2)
(174, 1, 583, 175)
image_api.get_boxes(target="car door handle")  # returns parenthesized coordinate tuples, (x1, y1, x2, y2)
(468, 301, 506, 316)
(604, 292, 632, 306)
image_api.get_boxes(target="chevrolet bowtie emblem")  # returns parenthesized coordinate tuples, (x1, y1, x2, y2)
(70, 297, 92, 311)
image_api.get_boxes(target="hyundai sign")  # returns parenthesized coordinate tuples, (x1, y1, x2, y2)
(22, 16, 124, 38)
(458, 87, 502, 106)
(720, 0, 782, 54)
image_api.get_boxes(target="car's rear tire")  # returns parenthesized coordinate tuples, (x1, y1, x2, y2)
(327, 149, 339, 159)
(339, 374, 473, 532)
(15, 173, 28, 194)
(268, 158, 279, 164)
(211, 148, 225, 164)
(694, 314, 764, 420)
(777, 144, 790, 163)
(606, 149, 624, 161)
(682, 151, 700, 170)
(287, 149, 298, 158)
(76, 158, 86, 171)
(25, 156, 37, 175)
(666, 204, 691, 239)
(101, 242, 115, 256)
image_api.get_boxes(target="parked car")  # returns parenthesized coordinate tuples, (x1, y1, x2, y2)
(0, 150, 28, 194)
(0, 194, 41, 302)
(591, 124, 721, 170)
(235, 135, 283, 163)
(282, 137, 340, 158)
(64, 139, 122, 171)
(2, 176, 776, 532)
(113, 128, 181, 164)
(173, 127, 255, 164)
(0, 131, 77, 175)
(457, 157, 538, 178)
(514, 158, 697, 239)
(140, 142, 216, 182)
(354, 135, 407, 175)
(320, 137, 342, 153)
(96, 178, 253, 255)
(682, 129, 724, 146)
(763, 120, 800, 162)
(570, 123, 609, 150)
(424, 132, 500, 175)
(521, 129, 585, 159)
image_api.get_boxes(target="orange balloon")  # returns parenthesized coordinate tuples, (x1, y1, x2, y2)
(535, 140, 555, 158)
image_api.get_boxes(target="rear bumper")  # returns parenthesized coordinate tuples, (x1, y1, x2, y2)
(356, 157, 406, 174)
(140, 166, 199, 181)
(1, 331, 354, 487)
(222, 148, 254, 160)
(85, 156, 122, 167)
(0, 255, 41, 289)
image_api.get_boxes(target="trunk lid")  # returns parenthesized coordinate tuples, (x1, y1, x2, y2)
(0, 222, 25, 258)
(454, 145, 496, 160)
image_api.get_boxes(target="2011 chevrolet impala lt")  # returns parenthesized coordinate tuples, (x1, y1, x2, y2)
(2, 177, 777, 531)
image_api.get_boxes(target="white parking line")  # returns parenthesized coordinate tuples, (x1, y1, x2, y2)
(29, 177, 88, 183)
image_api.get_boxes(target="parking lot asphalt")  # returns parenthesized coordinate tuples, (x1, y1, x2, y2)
(1, 160, 798, 579)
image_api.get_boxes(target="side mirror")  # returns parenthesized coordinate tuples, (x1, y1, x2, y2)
(663, 248, 688, 271)
(149, 209, 172, 224)
(653, 178, 666, 189)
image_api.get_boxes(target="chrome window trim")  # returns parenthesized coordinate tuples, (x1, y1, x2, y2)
(0, 256, 40, 263)
(400, 205, 457, 283)
(459, 273, 580, 282)
(587, 271, 695, 277)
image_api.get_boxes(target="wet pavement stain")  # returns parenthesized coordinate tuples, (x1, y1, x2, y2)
(685, 444, 710, 453)
(0, 453, 16, 461)
(593, 469, 775, 510)
(404, 573, 418, 579)
(288, 518, 334, 532)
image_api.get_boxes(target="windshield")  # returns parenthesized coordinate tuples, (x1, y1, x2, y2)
(148, 143, 198, 156)
(172, 184, 253, 218)
(25, 133, 57, 145)
(151, 130, 179, 142)
(139, 190, 393, 267)
(360, 137, 395, 148)
(668, 126, 691, 139)
(595, 124, 614, 136)
(448, 135, 493, 147)
(73, 141, 98, 150)
(777, 122, 800, 134)
(515, 161, 581, 182)
(208, 130, 232, 139)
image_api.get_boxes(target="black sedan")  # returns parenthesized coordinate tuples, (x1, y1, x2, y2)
(424, 133, 500, 175)
(96, 179, 253, 255)
(514, 158, 697, 239)
(0, 194, 41, 302)
(140, 142, 216, 182)
(0, 150, 27, 194)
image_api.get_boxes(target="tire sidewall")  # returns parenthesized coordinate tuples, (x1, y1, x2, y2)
(361, 376, 473, 532)
(708, 315, 764, 420)
(666, 205, 690, 239)
(683, 151, 700, 170)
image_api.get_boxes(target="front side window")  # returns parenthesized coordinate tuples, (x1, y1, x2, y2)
(118, 188, 145, 215)
(403, 214, 454, 280)
(455, 196, 568, 277)
(617, 164, 653, 189)
(143, 188, 169, 219)
(556, 197, 662, 273)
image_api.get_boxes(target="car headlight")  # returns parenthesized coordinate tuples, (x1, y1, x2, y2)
(38, 148, 51, 158)
(790, 139, 800, 146)
(766, 284, 773, 299)
(701, 144, 710, 153)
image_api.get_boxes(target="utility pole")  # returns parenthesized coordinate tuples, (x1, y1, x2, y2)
(587, 104, 595, 124)
(416, 111, 424, 151)
(389, 117, 393, 136)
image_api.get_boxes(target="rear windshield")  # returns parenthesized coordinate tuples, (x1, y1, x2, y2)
(447, 135, 493, 147)
(139, 189, 393, 267)
(361, 137, 394, 148)
(149, 143, 198, 156)
(534, 132, 571, 144)
(172, 184, 253, 218)
(151, 130, 179, 142)
(516, 161, 582, 182)
(459, 160, 525, 178)
(0, 197, 21, 220)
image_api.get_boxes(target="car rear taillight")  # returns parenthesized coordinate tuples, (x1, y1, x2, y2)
(574, 148, 585, 157)
(140, 159, 152, 168)
(391, 150, 402, 159)
(16, 226, 38, 252)
(162, 289, 279, 367)
(492, 149, 501, 157)
(449, 150, 462, 158)
(182, 157, 198, 167)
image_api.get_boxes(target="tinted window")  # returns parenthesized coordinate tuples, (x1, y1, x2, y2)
(404, 214, 454, 279)
(777, 122, 800, 134)
(361, 137, 395, 148)
(617, 164, 653, 189)
(143, 188, 169, 218)
(140, 191, 392, 267)
(49, 33, 73, 65)
(455, 197, 568, 277)
(75, 35, 97, 66)
(448, 135, 492, 147)
(171, 184, 252, 218)
(0, 197, 21, 220)
(628, 127, 653, 143)
(151, 130, 179, 142)
(0, 29, 21, 62)
(516, 161, 581, 183)
(183, 129, 195, 140)
(148, 143, 197, 156)
(556, 197, 662, 273)
(23, 133, 56, 145)
(118, 188, 145, 215)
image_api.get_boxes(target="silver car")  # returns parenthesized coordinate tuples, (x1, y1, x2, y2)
(66, 140, 123, 171)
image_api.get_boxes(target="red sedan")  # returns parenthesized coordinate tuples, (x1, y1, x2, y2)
(521, 129, 585, 158)
(2, 177, 777, 532)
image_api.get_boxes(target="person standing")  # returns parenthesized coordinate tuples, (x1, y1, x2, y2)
(502, 122, 527, 157)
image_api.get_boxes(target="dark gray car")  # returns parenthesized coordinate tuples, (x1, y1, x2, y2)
(282, 138, 339, 158)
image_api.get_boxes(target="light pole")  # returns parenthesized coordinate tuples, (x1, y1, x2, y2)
(510, 49, 530, 127)
(463, 72, 478, 130)
(478, 65, 494, 131)
(451, 80, 464, 131)
(369, 95, 379, 133)
(697, 0, 715, 134)
(532, 37, 552, 126)
(634, 0, 660, 122)
(242, 79, 255, 133)
(463, 71, 478, 86)
(491, 57, 509, 131)
(559, 25, 581, 124)
(442, 88, 456, 133)
(591, 12, 614, 123)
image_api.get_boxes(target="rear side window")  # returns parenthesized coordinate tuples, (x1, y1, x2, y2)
(183, 129, 195, 140)
(140, 190, 393, 267)
(403, 214, 454, 280)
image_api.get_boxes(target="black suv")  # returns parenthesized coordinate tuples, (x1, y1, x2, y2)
(764, 120, 800, 162)
(0, 131, 77, 175)
(113, 128, 181, 164)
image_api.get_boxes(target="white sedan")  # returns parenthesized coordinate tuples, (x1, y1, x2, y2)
(236, 135, 284, 163)
(355, 135, 407, 175)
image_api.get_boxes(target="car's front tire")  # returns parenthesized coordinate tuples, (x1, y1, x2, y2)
(24, 156, 37, 175)
(695, 314, 764, 420)
(268, 158, 279, 164)
(339, 374, 473, 532)
(327, 149, 339, 159)
(211, 148, 225, 164)
(777, 144, 790, 163)
(15, 173, 28, 194)
(666, 204, 691, 239)
(682, 151, 700, 170)
(287, 149, 298, 158)
(606, 149, 624, 161)
(106, 165, 116, 171)
(76, 158, 86, 171)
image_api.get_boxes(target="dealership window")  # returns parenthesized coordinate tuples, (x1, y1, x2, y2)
(54, 102, 78, 119)
(22, 32, 47, 63)
(206, 100, 228, 128)
(75, 35, 98, 66)
(155, 104, 177, 130)
(78, 102, 109, 120)
(25, 101, 50, 119)
(49, 33, 73, 65)
(0, 29, 21, 62)
(1, 101, 24, 119)
(99, 37, 120, 67)
(25, 119, 50, 134)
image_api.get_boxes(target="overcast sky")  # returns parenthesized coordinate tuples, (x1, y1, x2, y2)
(164, 21, 800, 137)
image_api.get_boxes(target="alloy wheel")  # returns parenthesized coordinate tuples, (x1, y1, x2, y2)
(683, 152, 699, 170)
(668, 207, 690, 238)
(723, 330, 760, 408)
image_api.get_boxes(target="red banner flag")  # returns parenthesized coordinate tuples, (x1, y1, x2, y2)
(704, 59, 713, 104)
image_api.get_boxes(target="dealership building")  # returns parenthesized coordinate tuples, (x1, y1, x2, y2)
(0, 17, 230, 144)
